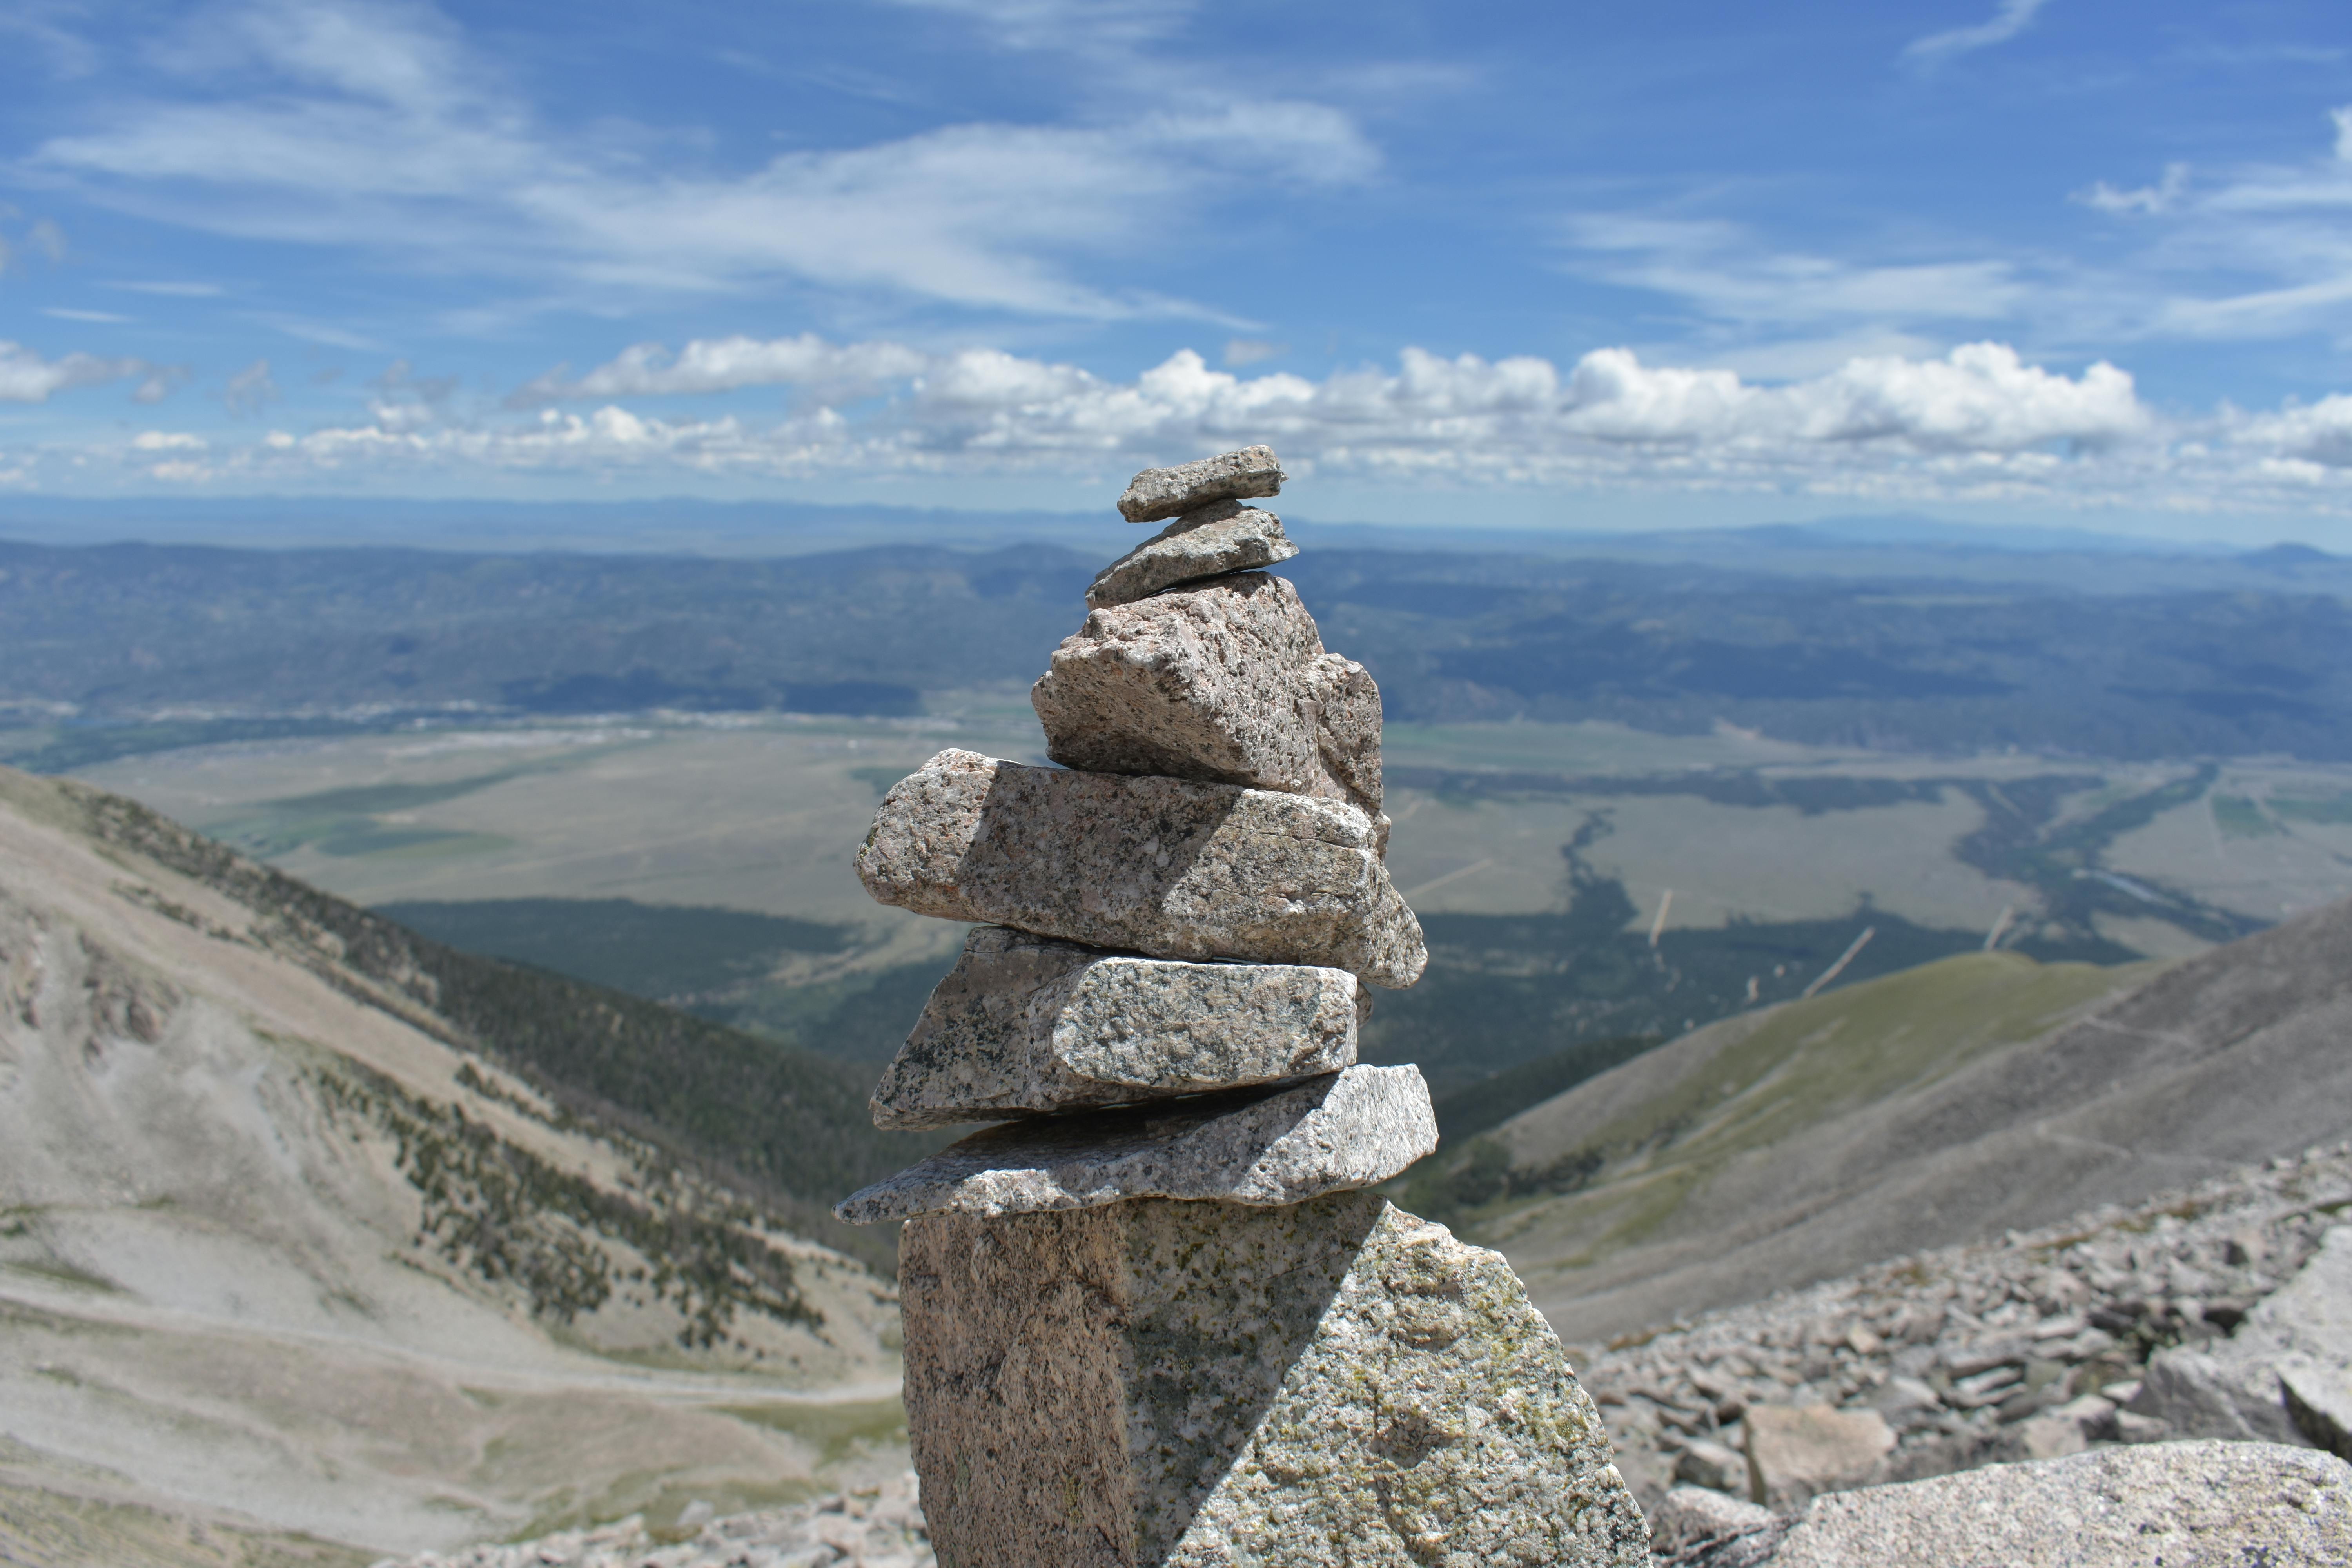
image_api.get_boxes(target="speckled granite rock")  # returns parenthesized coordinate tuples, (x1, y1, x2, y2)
(835, 1064, 1435, 1224)
(1033, 573, 1383, 820)
(1757, 1441, 2352, 1567)
(1117, 445, 1285, 523)
(898, 1193, 1648, 1568)
(1086, 500, 1299, 609)
(869, 925, 1362, 1130)
(855, 749, 1424, 987)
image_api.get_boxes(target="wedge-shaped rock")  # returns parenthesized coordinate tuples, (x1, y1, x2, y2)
(1087, 499, 1299, 610)
(1118, 445, 1285, 523)
(1033, 572, 1383, 819)
(899, 1192, 1650, 1567)
(835, 1064, 1434, 1223)
(869, 925, 1362, 1130)
(855, 749, 1423, 986)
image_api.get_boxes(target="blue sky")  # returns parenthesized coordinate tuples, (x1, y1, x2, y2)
(4, 0, 2352, 541)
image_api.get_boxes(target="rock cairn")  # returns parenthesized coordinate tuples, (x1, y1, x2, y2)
(836, 448, 1650, 1567)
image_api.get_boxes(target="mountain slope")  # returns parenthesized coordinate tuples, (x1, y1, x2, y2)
(0, 766, 918, 1557)
(1424, 902, 2352, 1341)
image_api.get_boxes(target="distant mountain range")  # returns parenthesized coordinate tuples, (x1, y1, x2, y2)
(4, 527, 2348, 767)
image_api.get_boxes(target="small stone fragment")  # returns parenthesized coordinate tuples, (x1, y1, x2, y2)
(1034, 572, 1382, 818)
(1117, 445, 1285, 523)
(2283, 1355, 2352, 1460)
(869, 925, 1362, 1130)
(855, 749, 1424, 987)
(1646, 1486, 1784, 1564)
(1743, 1405, 1895, 1510)
(1676, 1438, 1750, 1494)
(834, 1063, 1436, 1224)
(1086, 499, 1299, 610)
(897, 1192, 1650, 1567)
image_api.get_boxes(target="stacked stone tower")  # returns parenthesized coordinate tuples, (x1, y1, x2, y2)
(838, 448, 1646, 1567)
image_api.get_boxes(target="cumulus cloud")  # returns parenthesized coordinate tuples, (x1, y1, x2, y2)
(0, 341, 181, 403)
(13, 336, 2185, 503)
(15, 334, 2352, 517)
(1904, 0, 2053, 64)
(28, 0, 1376, 318)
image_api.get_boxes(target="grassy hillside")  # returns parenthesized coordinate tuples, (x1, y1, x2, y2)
(1413, 894, 2352, 1340)
(1396, 949, 2144, 1224)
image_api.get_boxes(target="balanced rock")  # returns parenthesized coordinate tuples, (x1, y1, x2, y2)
(1034, 572, 1383, 819)
(855, 749, 1424, 987)
(1118, 445, 1285, 523)
(869, 925, 1362, 1130)
(898, 1192, 1650, 1567)
(1753, 1441, 2352, 1567)
(1087, 499, 1299, 610)
(835, 1064, 1435, 1224)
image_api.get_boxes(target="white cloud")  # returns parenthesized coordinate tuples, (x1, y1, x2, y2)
(43, 307, 132, 324)
(0, 341, 180, 403)
(1904, 0, 2053, 64)
(26, 0, 1376, 319)
(2078, 163, 2190, 216)
(5, 336, 2230, 512)
(2082, 108, 2352, 342)
(510, 336, 933, 405)
(1224, 338, 1284, 367)
(1556, 213, 2031, 330)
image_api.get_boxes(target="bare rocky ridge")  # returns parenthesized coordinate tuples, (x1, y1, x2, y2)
(0, 765, 907, 1559)
(1564, 1142, 2352, 1519)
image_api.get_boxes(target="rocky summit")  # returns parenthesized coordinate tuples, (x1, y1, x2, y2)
(838, 446, 1648, 1566)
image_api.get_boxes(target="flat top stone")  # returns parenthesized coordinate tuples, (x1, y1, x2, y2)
(1117, 445, 1285, 523)
(1086, 500, 1299, 610)
(869, 925, 1362, 1130)
(835, 1062, 1435, 1223)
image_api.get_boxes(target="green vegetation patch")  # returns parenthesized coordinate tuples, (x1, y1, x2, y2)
(375, 898, 857, 1000)
(2210, 795, 2285, 838)
(1403, 949, 2150, 1240)
(314, 1062, 818, 1347)
(2270, 790, 2352, 825)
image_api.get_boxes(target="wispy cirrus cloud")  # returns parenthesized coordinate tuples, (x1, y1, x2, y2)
(23, 0, 1376, 319)
(1904, 0, 2054, 65)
